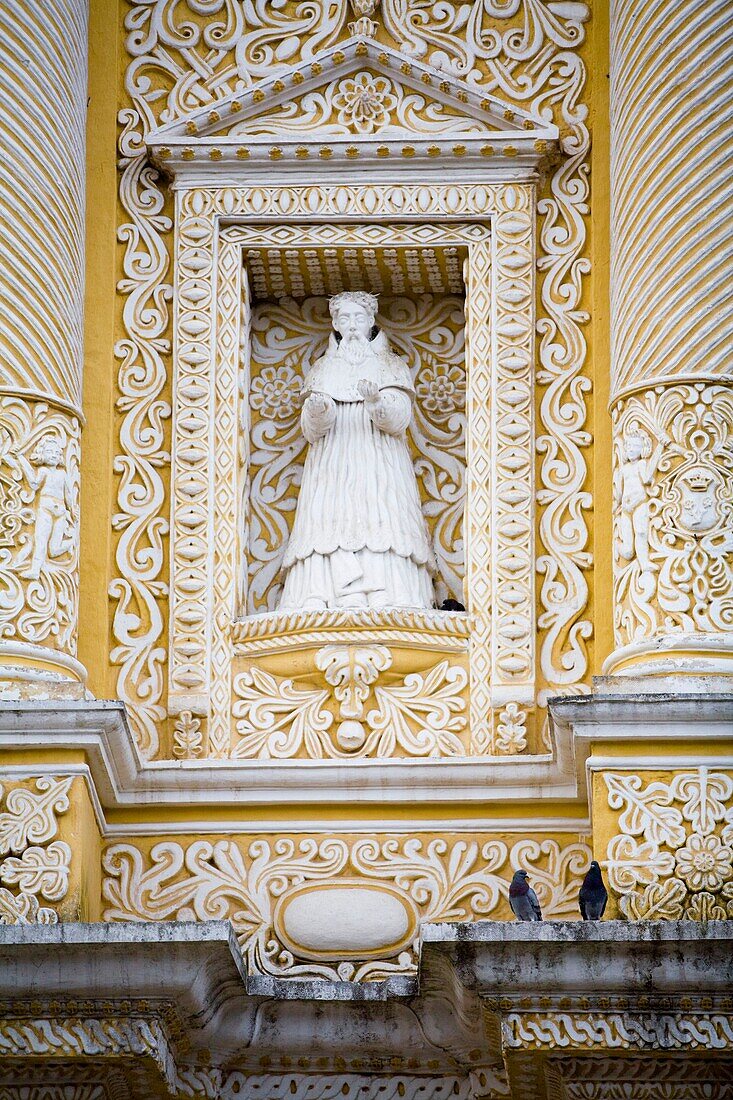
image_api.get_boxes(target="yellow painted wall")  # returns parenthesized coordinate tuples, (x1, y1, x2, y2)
(79, 0, 121, 699)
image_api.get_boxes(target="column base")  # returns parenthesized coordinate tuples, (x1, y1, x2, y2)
(0, 640, 87, 700)
(602, 632, 733, 682)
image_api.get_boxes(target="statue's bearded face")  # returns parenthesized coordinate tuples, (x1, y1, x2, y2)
(333, 303, 373, 362)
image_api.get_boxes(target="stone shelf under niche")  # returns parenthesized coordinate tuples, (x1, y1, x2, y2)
(229, 607, 470, 759)
(231, 605, 469, 656)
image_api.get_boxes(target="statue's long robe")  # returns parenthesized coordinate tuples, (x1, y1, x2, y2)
(280, 333, 434, 610)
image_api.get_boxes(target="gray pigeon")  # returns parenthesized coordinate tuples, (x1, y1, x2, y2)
(579, 860, 608, 920)
(509, 869, 543, 921)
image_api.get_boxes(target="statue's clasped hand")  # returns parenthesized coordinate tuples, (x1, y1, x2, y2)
(304, 392, 334, 420)
(357, 379, 380, 405)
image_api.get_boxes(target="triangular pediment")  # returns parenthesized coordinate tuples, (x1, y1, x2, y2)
(147, 36, 557, 175)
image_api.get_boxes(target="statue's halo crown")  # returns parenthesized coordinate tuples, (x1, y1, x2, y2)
(328, 290, 379, 321)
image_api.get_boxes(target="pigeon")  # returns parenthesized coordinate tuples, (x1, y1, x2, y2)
(509, 869, 543, 921)
(579, 861, 608, 920)
(440, 598, 466, 612)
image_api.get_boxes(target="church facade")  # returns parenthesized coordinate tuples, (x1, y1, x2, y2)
(0, 1, 731, 1096)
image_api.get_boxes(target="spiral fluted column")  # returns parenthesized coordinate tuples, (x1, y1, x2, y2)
(0, 0, 88, 696)
(605, 0, 733, 678)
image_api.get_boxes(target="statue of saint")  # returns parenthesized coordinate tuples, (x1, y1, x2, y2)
(279, 291, 434, 611)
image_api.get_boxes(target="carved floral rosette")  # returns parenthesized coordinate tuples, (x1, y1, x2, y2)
(611, 383, 733, 650)
(0, 398, 81, 664)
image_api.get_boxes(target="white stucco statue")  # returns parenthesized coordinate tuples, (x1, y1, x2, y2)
(279, 291, 434, 611)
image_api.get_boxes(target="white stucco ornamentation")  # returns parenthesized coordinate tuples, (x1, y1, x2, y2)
(604, 768, 733, 921)
(246, 292, 466, 614)
(610, 385, 733, 652)
(232, 652, 467, 759)
(180, 200, 534, 756)
(610, 0, 733, 400)
(0, 0, 88, 693)
(117, 0, 592, 757)
(0, 0, 87, 410)
(608, 0, 733, 675)
(495, 703, 528, 755)
(102, 834, 590, 981)
(316, 643, 391, 751)
(503, 1010, 733, 1051)
(0, 399, 80, 660)
(0, 776, 73, 925)
(171, 711, 204, 759)
(110, 112, 172, 757)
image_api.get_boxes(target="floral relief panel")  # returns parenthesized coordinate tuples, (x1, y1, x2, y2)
(603, 768, 733, 921)
(246, 294, 466, 614)
(0, 775, 73, 925)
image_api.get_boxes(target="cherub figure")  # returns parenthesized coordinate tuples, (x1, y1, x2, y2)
(15, 436, 75, 579)
(617, 426, 663, 573)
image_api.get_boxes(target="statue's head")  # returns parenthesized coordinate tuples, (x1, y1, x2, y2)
(34, 436, 64, 467)
(623, 426, 651, 461)
(329, 291, 378, 343)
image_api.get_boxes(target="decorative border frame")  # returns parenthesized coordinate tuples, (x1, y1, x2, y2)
(114, 2, 594, 761)
(169, 183, 535, 757)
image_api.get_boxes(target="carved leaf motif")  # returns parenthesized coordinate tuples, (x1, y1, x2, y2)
(368, 662, 467, 757)
(103, 841, 191, 921)
(605, 834, 675, 893)
(495, 702, 527, 755)
(0, 840, 72, 901)
(604, 774, 686, 849)
(172, 710, 204, 758)
(619, 878, 687, 922)
(349, 836, 509, 922)
(670, 769, 733, 836)
(315, 644, 392, 720)
(684, 891, 729, 922)
(0, 777, 73, 855)
(612, 386, 733, 644)
(232, 668, 332, 758)
(509, 838, 591, 917)
(606, 768, 733, 921)
(115, 0, 593, 741)
(104, 832, 593, 981)
(0, 887, 58, 925)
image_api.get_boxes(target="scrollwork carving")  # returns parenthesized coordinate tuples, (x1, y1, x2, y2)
(229, 71, 486, 138)
(103, 833, 590, 982)
(120, 0, 593, 748)
(503, 1010, 733, 1050)
(110, 110, 172, 758)
(232, 651, 468, 759)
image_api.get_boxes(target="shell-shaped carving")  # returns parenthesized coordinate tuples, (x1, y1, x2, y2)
(275, 881, 418, 960)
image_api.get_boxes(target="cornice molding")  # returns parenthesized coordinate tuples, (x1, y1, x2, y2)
(145, 34, 558, 184)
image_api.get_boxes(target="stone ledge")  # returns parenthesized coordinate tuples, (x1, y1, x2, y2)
(1, 919, 731, 1091)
